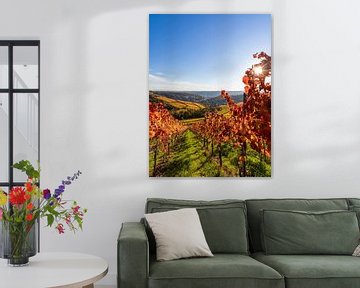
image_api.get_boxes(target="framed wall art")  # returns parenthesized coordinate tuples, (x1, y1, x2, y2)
(149, 14, 271, 177)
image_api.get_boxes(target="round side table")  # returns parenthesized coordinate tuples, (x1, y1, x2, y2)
(0, 252, 108, 288)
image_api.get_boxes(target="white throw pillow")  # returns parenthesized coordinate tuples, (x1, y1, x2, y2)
(353, 244, 360, 256)
(145, 208, 213, 261)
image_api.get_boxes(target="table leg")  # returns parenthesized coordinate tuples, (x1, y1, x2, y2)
(82, 284, 94, 288)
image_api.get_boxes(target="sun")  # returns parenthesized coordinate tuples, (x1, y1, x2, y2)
(253, 66, 263, 75)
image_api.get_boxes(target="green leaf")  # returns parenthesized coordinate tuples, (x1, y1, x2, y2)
(12, 160, 40, 180)
(45, 205, 60, 217)
(47, 214, 54, 227)
(75, 216, 83, 230)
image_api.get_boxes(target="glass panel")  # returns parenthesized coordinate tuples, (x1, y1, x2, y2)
(13, 46, 38, 89)
(0, 46, 8, 89)
(0, 93, 9, 182)
(13, 93, 39, 182)
(0, 186, 8, 193)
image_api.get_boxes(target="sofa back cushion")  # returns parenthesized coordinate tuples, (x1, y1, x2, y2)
(145, 198, 249, 254)
(348, 198, 360, 207)
(261, 209, 359, 255)
(347, 199, 360, 228)
(246, 198, 349, 252)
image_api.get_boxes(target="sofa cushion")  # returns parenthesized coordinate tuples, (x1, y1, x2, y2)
(252, 252, 360, 288)
(145, 208, 213, 261)
(346, 199, 360, 228)
(246, 198, 349, 252)
(347, 198, 360, 207)
(349, 205, 360, 228)
(261, 209, 359, 255)
(149, 254, 284, 288)
(146, 198, 249, 254)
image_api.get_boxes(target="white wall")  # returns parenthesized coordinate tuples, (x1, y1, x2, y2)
(1, 0, 360, 285)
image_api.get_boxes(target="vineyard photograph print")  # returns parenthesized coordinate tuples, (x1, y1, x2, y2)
(149, 14, 272, 177)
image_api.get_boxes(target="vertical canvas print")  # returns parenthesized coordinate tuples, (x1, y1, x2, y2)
(149, 14, 272, 177)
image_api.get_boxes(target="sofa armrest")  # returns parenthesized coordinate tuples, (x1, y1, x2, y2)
(118, 222, 149, 288)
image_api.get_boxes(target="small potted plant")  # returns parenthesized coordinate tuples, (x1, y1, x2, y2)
(0, 160, 87, 266)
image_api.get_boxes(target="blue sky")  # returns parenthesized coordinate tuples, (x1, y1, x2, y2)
(149, 14, 271, 91)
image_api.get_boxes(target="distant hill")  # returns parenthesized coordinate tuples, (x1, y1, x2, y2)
(149, 91, 205, 110)
(152, 91, 205, 102)
(149, 91, 209, 120)
(185, 91, 243, 99)
(201, 94, 244, 106)
(150, 90, 244, 107)
(149, 91, 244, 121)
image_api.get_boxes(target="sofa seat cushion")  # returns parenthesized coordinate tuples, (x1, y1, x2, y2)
(252, 252, 360, 288)
(149, 254, 284, 288)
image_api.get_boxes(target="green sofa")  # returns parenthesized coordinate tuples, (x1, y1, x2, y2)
(118, 198, 360, 288)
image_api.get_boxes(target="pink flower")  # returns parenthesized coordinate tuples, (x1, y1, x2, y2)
(65, 214, 71, 225)
(0, 208, 3, 220)
(56, 223, 65, 234)
(72, 205, 80, 215)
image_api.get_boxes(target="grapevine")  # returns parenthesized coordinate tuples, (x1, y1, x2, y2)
(222, 52, 271, 176)
(149, 103, 186, 176)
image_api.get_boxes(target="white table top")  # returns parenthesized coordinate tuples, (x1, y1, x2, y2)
(0, 252, 108, 288)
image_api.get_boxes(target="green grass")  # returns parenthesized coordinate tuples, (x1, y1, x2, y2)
(219, 143, 271, 177)
(149, 130, 271, 177)
(150, 130, 219, 177)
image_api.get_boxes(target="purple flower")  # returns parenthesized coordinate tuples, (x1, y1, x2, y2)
(54, 170, 82, 199)
(43, 189, 51, 200)
(54, 189, 63, 199)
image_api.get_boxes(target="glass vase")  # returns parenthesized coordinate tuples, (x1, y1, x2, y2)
(0, 220, 37, 266)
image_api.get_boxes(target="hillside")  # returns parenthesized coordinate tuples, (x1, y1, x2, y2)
(201, 94, 244, 106)
(150, 90, 244, 107)
(155, 95, 205, 110)
(149, 92, 209, 120)
(151, 91, 205, 102)
(149, 91, 243, 122)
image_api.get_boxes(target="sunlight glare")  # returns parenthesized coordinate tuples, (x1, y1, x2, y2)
(253, 66, 263, 75)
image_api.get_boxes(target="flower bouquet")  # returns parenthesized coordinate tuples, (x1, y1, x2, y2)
(0, 160, 87, 266)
